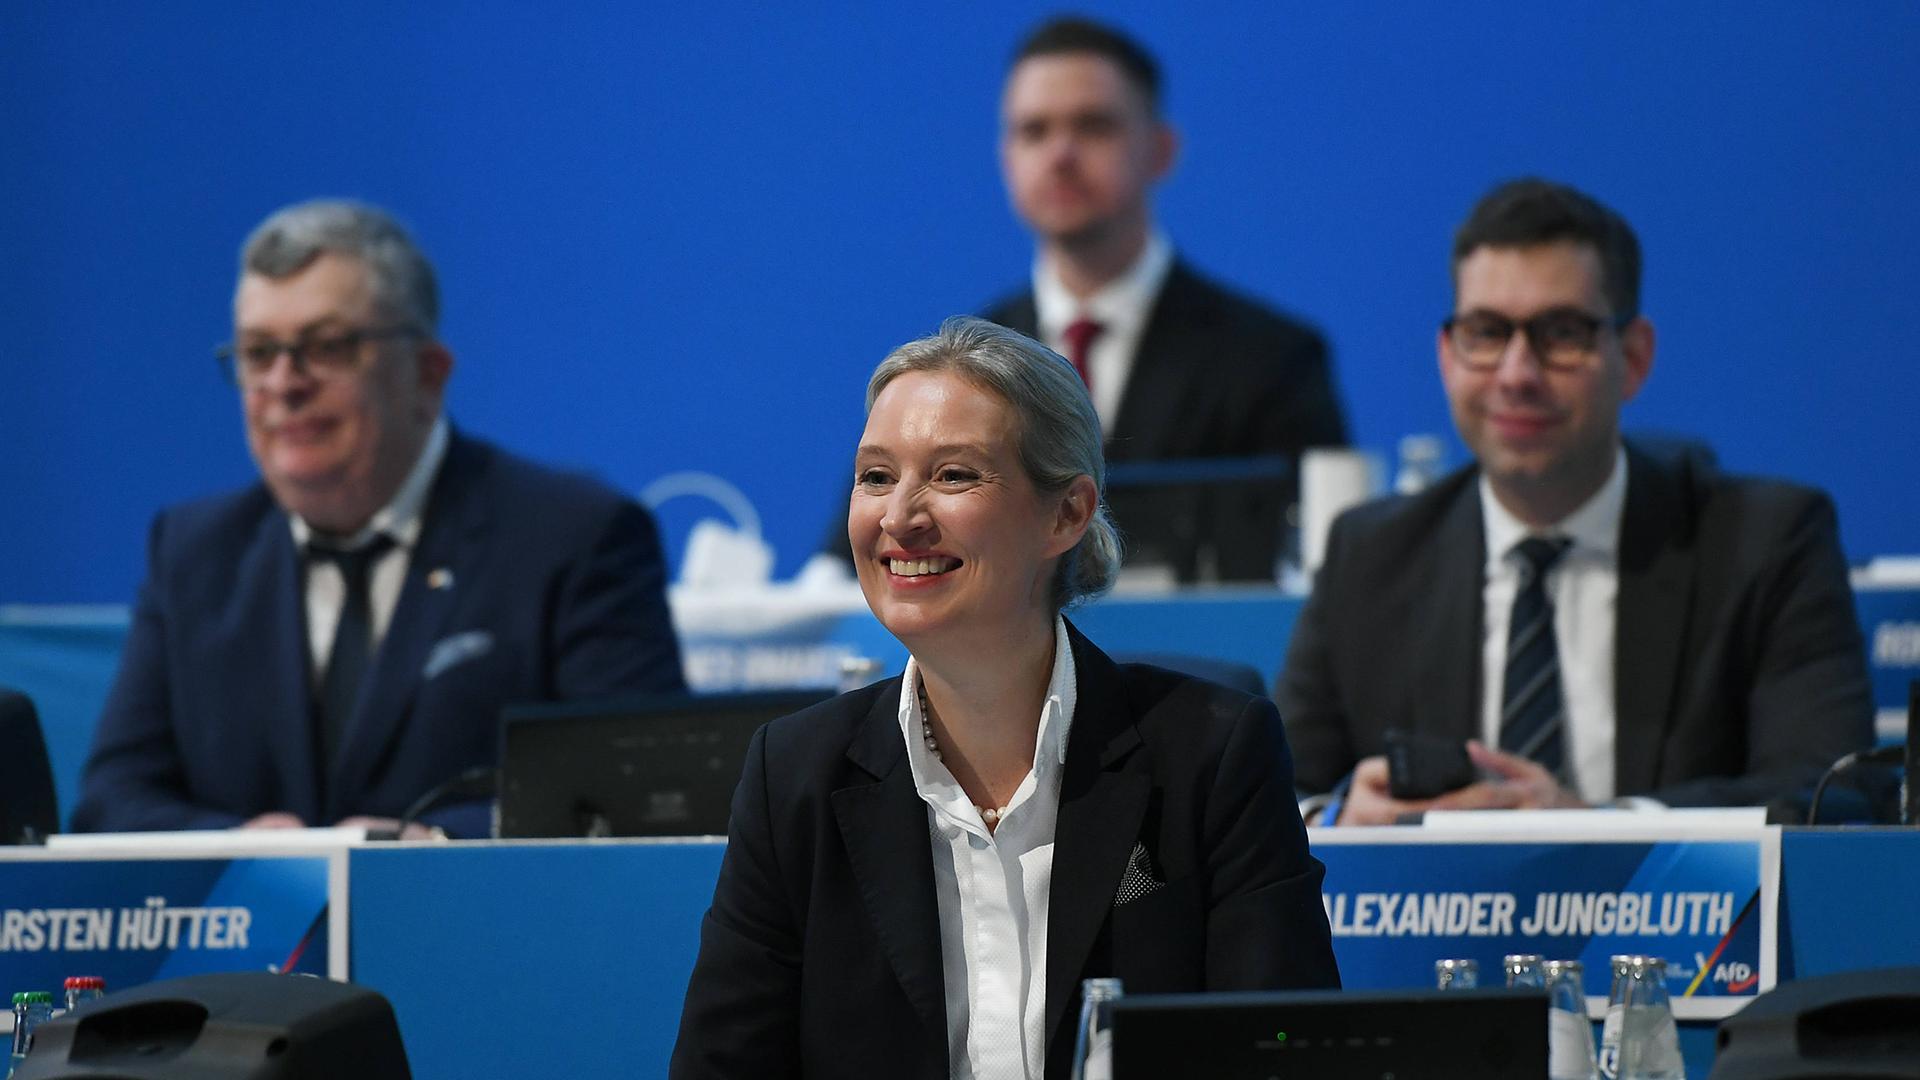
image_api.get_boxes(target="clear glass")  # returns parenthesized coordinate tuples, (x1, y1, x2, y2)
(1070, 977, 1124, 1080)
(1395, 434, 1446, 495)
(1503, 953, 1547, 989)
(837, 655, 882, 695)
(1597, 954, 1635, 1080)
(1616, 957, 1683, 1080)
(1544, 960, 1600, 1080)
(1435, 957, 1479, 990)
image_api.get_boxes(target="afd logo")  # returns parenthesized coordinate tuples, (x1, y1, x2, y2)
(1695, 952, 1758, 992)
(1874, 622, 1920, 666)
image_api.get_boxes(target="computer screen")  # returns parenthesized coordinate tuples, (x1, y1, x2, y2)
(1112, 987, 1547, 1080)
(1, 689, 58, 843)
(495, 689, 829, 839)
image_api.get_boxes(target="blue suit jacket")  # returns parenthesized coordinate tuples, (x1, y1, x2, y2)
(670, 623, 1338, 1080)
(72, 431, 684, 835)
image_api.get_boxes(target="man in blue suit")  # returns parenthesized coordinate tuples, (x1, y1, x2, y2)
(73, 200, 684, 837)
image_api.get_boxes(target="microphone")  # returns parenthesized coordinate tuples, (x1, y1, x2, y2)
(1906, 679, 1919, 826)
(388, 766, 500, 838)
(1807, 744, 1906, 826)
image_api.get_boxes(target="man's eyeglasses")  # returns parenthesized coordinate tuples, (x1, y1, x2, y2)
(215, 326, 421, 385)
(1441, 308, 1633, 371)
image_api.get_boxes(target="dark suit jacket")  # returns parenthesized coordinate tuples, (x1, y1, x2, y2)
(72, 430, 684, 836)
(986, 260, 1347, 581)
(670, 623, 1338, 1080)
(1277, 443, 1874, 807)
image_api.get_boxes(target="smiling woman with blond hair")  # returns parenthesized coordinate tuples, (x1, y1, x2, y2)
(671, 317, 1338, 1080)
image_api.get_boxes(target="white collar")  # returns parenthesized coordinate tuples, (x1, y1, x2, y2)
(289, 415, 449, 551)
(1479, 444, 1628, 571)
(1032, 229, 1173, 343)
(897, 614, 1079, 798)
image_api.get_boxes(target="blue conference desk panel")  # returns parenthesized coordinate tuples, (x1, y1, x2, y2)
(1777, 828, 1918, 979)
(349, 841, 724, 1080)
(344, 831, 1920, 1080)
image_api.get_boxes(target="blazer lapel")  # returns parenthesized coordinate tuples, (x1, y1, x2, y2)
(1044, 626, 1150, 1048)
(328, 434, 483, 817)
(996, 292, 1040, 338)
(1613, 446, 1695, 794)
(237, 506, 324, 822)
(1109, 262, 1202, 460)
(832, 683, 949, 1059)
(1421, 477, 1486, 741)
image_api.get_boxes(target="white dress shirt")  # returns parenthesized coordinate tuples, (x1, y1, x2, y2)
(1477, 446, 1627, 802)
(898, 615, 1077, 1080)
(1032, 231, 1174, 435)
(291, 416, 449, 683)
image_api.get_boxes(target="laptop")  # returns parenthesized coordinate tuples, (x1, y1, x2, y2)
(1112, 987, 1547, 1079)
(494, 689, 829, 839)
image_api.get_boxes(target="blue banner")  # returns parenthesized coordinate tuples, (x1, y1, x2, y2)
(0, 855, 336, 998)
(1315, 831, 1776, 1019)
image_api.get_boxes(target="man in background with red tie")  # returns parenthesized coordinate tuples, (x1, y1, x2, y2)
(982, 16, 1349, 583)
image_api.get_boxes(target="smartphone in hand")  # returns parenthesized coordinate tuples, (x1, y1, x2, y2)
(1383, 729, 1475, 799)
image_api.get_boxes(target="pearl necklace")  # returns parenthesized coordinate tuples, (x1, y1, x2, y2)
(917, 685, 1013, 825)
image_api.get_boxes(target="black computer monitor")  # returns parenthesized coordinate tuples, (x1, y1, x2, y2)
(1112, 987, 1547, 1080)
(1, 688, 59, 844)
(1106, 454, 1294, 583)
(494, 689, 829, 839)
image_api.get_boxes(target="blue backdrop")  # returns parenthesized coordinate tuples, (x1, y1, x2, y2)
(4, 2, 1915, 604)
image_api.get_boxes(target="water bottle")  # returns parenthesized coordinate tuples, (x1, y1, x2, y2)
(1596, 954, 1634, 1079)
(9, 993, 26, 1079)
(1503, 953, 1546, 989)
(1544, 960, 1600, 1080)
(1616, 956, 1683, 1080)
(1435, 957, 1479, 990)
(63, 976, 106, 1014)
(1069, 977, 1123, 1080)
(1394, 434, 1447, 495)
(8, 992, 53, 1077)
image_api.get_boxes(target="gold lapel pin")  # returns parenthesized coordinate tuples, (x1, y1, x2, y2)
(427, 567, 455, 590)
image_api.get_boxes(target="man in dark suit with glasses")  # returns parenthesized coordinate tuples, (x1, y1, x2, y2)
(73, 199, 684, 837)
(1279, 178, 1871, 825)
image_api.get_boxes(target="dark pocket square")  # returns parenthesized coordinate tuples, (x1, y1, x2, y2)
(1114, 841, 1166, 906)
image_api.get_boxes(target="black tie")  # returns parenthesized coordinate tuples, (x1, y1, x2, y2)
(1499, 536, 1572, 776)
(310, 535, 395, 775)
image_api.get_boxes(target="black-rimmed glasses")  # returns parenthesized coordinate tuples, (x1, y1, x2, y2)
(214, 325, 421, 385)
(1442, 308, 1633, 371)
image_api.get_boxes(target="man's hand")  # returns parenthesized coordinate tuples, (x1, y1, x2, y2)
(336, 815, 445, 840)
(1336, 755, 1523, 825)
(1464, 741, 1590, 810)
(1334, 745, 1591, 825)
(239, 812, 305, 829)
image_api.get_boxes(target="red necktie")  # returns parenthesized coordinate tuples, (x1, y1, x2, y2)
(1061, 317, 1105, 389)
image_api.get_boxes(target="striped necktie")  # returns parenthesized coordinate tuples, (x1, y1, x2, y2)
(1499, 536, 1572, 775)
